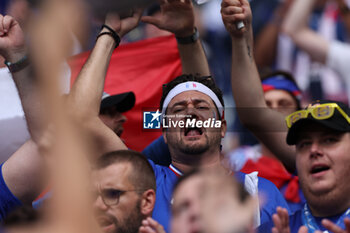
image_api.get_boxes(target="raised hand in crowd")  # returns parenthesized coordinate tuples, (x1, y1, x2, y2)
(272, 207, 292, 233)
(316, 218, 350, 233)
(142, 0, 209, 76)
(104, 9, 144, 38)
(281, 0, 329, 63)
(0, 13, 46, 143)
(67, 10, 144, 154)
(282, 0, 350, 89)
(272, 211, 350, 233)
(0, 14, 25, 62)
(141, 0, 194, 37)
(221, 0, 252, 38)
(15, 1, 101, 231)
(0, 15, 45, 210)
(254, 0, 293, 68)
(221, 0, 296, 173)
(272, 207, 307, 233)
(139, 217, 166, 233)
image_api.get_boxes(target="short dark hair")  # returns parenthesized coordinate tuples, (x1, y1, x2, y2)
(94, 150, 156, 192)
(160, 74, 225, 117)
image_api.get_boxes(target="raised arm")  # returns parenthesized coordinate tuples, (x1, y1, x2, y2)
(2, 140, 43, 205)
(25, 1, 103, 230)
(141, 0, 210, 76)
(68, 12, 143, 153)
(282, 0, 328, 64)
(254, 0, 293, 68)
(0, 14, 44, 143)
(0, 15, 45, 208)
(221, 0, 296, 173)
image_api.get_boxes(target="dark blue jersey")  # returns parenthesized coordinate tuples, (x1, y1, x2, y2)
(149, 160, 290, 232)
(0, 163, 21, 221)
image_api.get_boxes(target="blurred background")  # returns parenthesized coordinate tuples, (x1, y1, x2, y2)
(1, 0, 350, 162)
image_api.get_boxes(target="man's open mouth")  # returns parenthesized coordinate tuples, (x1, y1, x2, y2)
(310, 165, 330, 174)
(184, 127, 203, 136)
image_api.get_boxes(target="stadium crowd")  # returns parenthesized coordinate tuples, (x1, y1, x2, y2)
(1, 0, 350, 232)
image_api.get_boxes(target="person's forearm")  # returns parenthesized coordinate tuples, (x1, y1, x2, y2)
(178, 39, 210, 76)
(231, 32, 265, 111)
(282, 0, 328, 63)
(221, 0, 297, 173)
(7, 49, 46, 143)
(231, 34, 296, 173)
(255, 1, 291, 68)
(282, 0, 316, 35)
(254, 23, 279, 68)
(69, 31, 116, 118)
(67, 30, 128, 152)
(3, 140, 44, 204)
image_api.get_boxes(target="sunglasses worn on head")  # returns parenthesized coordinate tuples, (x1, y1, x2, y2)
(285, 103, 350, 128)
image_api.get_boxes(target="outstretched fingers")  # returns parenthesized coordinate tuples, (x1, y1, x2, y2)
(322, 219, 348, 233)
(140, 15, 161, 26)
(221, 6, 244, 15)
(221, 0, 241, 9)
(139, 218, 166, 233)
(271, 207, 290, 233)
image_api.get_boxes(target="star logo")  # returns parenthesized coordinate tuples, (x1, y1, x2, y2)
(150, 110, 162, 122)
(143, 110, 162, 129)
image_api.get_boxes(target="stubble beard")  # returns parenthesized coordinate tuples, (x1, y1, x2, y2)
(115, 200, 143, 233)
(178, 135, 210, 155)
(167, 130, 222, 159)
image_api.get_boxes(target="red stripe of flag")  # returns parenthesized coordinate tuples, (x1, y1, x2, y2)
(68, 35, 182, 151)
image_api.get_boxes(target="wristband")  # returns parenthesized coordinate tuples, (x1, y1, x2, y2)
(4, 55, 29, 73)
(175, 27, 199, 44)
(96, 32, 120, 47)
(97, 24, 121, 48)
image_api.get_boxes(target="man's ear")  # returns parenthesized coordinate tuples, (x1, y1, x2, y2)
(162, 129, 168, 144)
(140, 189, 156, 216)
(220, 119, 227, 138)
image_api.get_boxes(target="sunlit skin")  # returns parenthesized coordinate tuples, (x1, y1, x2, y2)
(93, 163, 143, 233)
(295, 122, 350, 216)
(99, 106, 127, 137)
(162, 91, 226, 171)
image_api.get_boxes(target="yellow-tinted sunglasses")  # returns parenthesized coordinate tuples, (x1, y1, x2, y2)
(285, 103, 350, 128)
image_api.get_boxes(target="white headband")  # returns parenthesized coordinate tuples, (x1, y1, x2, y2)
(161, 81, 224, 117)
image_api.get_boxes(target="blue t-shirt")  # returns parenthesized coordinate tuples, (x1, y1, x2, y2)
(258, 208, 349, 233)
(149, 160, 290, 233)
(279, 182, 305, 213)
(0, 163, 21, 221)
(143, 136, 171, 166)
